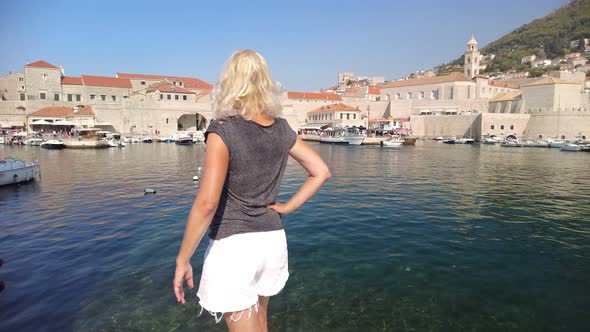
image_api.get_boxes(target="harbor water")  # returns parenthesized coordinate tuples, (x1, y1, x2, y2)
(0, 142, 589, 331)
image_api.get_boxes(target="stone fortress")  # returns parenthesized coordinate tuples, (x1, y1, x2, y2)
(1, 35, 589, 140)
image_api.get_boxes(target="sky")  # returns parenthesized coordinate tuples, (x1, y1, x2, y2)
(0, 0, 568, 91)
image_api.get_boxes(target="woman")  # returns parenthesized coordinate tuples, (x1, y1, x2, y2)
(173, 49, 331, 331)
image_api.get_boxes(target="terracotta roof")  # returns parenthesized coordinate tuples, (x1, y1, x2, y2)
(25, 60, 59, 69)
(367, 86, 381, 94)
(380, 72, 471, 89)
(147, 82, 195, 94)
(116, 72, 212, 90)
(288, 91, 341, 101)
(196, 87, 213, 98)
(30, 106, 94, 117)
(522, 77, 580, 87)
(345, 87, 360, 94)
(61, 76, 83, 85)
(307, 103, 360, 114)
(488, 80, 520, 89)
(369, 118, 389, 123)
(81, 75, 132, 88)
(490, 91, 522, 102)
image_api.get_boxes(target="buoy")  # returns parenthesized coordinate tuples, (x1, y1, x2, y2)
(144, 188, 157, 194)
(193, 176, 199, 181)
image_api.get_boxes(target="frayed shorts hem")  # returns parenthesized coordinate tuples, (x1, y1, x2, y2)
(198, 300, 260, 324)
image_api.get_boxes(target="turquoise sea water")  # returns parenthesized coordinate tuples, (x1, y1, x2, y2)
(0, 142, 589, 331)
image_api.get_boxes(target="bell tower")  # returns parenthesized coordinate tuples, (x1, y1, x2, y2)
(464, 34, 480, 78)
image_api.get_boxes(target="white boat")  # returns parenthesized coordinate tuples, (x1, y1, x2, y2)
(344, 127, 366, 145)
(160, 136, 176, 143)
(501, 139, 522, 147)
(108, 139, 118, 147)
(532, 140, 550, 148)
(25, 138, 44, 146)
(456, 138, 476, 144)
(560, 144, 580, 152)
(175, 136, 194, 145)
(191, 131, 205, 143)
(0, 158, 40, 186)
(40, 140, 65, 149)
(549, 140, 565, 148)
(0, 137, 4, 144)
(434, 136, 444, 141)
(320, 127, 366, 145)
(320, 128, 348, 145)
(482, 137, 497, 144)
(381, 138, 404, 148)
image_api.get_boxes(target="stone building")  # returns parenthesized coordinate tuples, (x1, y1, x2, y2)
(0, 60, 214, 135)
(305, 103, 365, 128)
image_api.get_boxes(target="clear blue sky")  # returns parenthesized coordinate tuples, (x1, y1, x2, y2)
(0, 0, 567, 91)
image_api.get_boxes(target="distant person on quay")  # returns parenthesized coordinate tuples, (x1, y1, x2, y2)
(173, 49, 331, 331)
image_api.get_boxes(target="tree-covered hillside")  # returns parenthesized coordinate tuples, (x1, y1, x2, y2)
(436, 0, 590, 75)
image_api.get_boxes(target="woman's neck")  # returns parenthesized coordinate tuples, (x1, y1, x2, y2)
(247, 111, 275, 126)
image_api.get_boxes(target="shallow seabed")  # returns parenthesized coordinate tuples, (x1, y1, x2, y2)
(0, 142, 589, 331)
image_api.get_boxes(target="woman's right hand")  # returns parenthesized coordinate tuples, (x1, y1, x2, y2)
(173, 262, 194, 304)
(268, 202, 294, 216)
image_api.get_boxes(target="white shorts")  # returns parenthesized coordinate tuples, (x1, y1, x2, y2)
(197, 229, 289, 315)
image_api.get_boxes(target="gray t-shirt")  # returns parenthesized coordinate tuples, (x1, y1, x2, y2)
(205, 116, 297, 239)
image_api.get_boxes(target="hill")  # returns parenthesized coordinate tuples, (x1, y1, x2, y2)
(435, 0, 590, 75)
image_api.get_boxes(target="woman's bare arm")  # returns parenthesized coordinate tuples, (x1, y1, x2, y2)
(174, 133, 229, 303)
(268, 138, 331, 215)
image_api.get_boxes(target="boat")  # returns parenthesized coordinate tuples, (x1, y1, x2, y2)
(118, 140, 126, 148)
(549, 140, 565, 148)
(456, 138, 476, 144)
(141, 137, 153, 143)
(403, 137, 417, 145)
(381, 138, 404, 148)
(40, 140, 65, 149)
(108, 139, 118, 147)
(0, 158, 40, 186)
(501, 139, 522, 147)
(175, 136, 194, 145)
(0, 137, 4, 144)
(319, 128, 349, 145)
(160, 136, 175, 143)
(560, 144, 580, 152)
(25, 138, 44, 146)
(344, 127, 366, 145)
(63, 139, 109, 149)
(442, 137, 456, 144)
(192, 131, 205, 143)
(482, 137, 497, 144)
(531, 140, 550, 148)
(433, 136, 444, 141)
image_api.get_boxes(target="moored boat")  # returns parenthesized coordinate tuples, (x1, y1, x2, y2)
(456, 138, 475, 144)
(141, 137, 153, 143)
(482, 137, 497, 144)
(381, 138, 404, 148)
(0, 158, 40, 186)
(40, 140, 65, 149)
(560, 144, 580, 152)
(63, 139, 109, 149)
(501, 139, 522, 147)
(25, 138, 44, 146)
(175, 136, 194, 145)
(403, 137, 417, 145)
